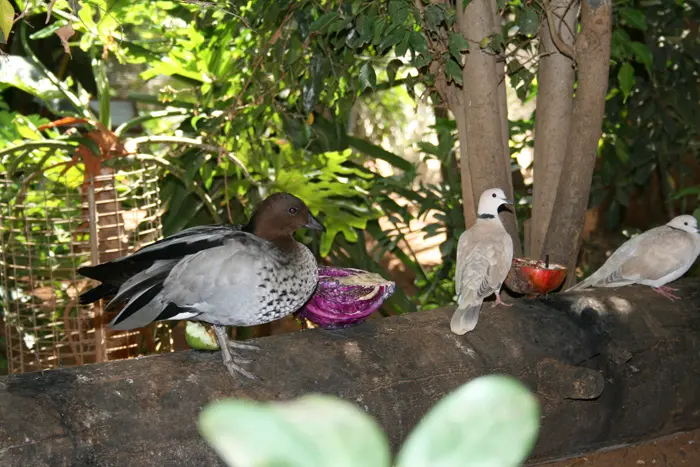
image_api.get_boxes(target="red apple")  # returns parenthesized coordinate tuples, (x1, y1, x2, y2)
(504, 257, 568, 296)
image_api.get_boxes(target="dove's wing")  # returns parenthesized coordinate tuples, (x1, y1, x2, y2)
(570, 226, 695, 290)
(456, 225, 513, 305)
(619, 228, 698, 285)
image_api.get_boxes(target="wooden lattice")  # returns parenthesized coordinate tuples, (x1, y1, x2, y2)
(0, 162, 175, 374)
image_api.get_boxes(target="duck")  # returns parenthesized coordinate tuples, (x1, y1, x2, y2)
(78, 192, 325, 380)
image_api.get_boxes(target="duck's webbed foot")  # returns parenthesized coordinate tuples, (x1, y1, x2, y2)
(212, 325, 262, 381)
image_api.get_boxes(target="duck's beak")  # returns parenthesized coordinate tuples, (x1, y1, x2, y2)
(305, 213, 326, 232)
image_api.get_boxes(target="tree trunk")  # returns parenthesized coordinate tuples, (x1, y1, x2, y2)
(2, 279, 700, 466)
(528, 0, 578, 260)
(492, 1, 522, 256)
(540, 0, 612, 287)
(455, 0, 521, 252)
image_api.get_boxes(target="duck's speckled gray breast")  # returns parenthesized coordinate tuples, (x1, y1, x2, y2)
(252, 244, 319, 324)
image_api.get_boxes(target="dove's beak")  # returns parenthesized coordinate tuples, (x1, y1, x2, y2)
(305, 213, 326, 232)
(502, 198, 514, 205)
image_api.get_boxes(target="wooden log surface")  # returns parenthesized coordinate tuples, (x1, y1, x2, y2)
(1, 279, 700, 466)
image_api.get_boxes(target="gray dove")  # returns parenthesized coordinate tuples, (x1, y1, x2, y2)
(567, 214, 700, 300)
(78, 192, 325, 380)
(452, 188, 514, 335)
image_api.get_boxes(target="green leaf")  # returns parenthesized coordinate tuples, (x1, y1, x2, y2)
(389, 1, 410, 25)
(412, 51, 432, 69)
(379, 28, 405, 52)
(619, 7, 647, 31)
(614, 138, 629, 165)
(0, 56, 68, 112)
(618, 62, 635, 101)
(0, 0, 13, 44)
(30, 20, 72, 41)
(611, 29, 632, 61)
(387, 59, 403, 86)
(310, 12, 339, 32)
(447, 32, 469, 63)
(199, 395, 391, 467)
(517, 8, 539, 36)
(395, 32, 410, 57)
(359, 62, 376, 91)
(462, 0, 472, 9)
(445, 58, 463, 85)
(423, 4, 444, 31)
(347, 136, 415, 173)
(395, 375, 540, 467)
(408, 31, 428, 53)
(629, 41, 653, 75)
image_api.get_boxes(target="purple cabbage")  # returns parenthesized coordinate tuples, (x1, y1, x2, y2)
(298, 266, 396, 329)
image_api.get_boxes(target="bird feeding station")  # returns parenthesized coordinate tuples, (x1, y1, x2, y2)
(0, 160, 173, 375)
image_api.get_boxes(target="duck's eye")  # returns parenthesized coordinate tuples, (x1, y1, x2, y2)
(288, 207, 298, 215)
(492, 193, 497, 198)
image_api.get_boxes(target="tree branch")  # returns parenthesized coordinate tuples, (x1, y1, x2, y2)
(542, 0, 576, 60)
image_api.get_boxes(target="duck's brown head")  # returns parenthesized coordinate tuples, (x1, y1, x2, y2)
(244, 192, 325, 242)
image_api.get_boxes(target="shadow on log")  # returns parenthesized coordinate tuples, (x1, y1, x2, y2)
(1, 279, 700, 466)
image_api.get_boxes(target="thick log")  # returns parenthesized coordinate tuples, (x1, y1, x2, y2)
(2, 279, 700, 466)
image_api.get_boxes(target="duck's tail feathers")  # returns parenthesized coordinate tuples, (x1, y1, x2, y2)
(79, 283, 118, 305)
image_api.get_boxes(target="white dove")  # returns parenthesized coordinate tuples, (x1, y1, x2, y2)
(567, 214, 700, 300)
(452, 188, 514, 335)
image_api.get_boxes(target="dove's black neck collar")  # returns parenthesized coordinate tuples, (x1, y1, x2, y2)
(477, 213, 496, 219)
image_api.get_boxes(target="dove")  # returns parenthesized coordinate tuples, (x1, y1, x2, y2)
(567, 214, 700, 300)
(78, 192, 325, 380)
(452, 188, 514, 335)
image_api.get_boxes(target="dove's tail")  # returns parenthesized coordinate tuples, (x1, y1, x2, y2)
(565, 279, 590, 292)
(450, 303, 482, 335)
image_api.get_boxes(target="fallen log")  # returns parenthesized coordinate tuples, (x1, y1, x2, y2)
(1, 279, 700, 466)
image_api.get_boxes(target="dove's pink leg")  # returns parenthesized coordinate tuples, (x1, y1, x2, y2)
(495, 290, 513, 307)
(659, 285, 679, 292)
(653, 286, 681, 301)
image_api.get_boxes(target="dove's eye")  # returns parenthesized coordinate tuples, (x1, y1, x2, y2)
(288, 207, 298, 215)
(684, 222, 688, 226)
(492, 193, 497, 198)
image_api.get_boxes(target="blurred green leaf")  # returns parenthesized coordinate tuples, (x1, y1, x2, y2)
(0, 56, 65, 110)
(620, 7, 647, 31)
(396, 375, 540, 467)
(447, 32, 469, 63)
(423, 4, 444, 31)
(0, 0, 13, 44)
(359, 62, 377, 91)
(199, 395, 391, 467)
(629, 41, 653, 75)
(618, 62, 635, 101)
(310, 12, 339, 32)
(517, 7, 539, 36)
(445, 58, 463, 85)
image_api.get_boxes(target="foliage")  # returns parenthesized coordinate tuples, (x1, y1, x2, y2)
(1, 0, 698, 328)
(593, 0, 700, 229)
(198, 374, 541, 467)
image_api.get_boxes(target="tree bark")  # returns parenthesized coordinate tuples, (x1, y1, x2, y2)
(456, 0, 519, 248)
(491, 1, 523, 256)
(540, 0, 612, 287)
(528, 0, 578, 259)
(427, 0, 520, 253)
(2, 279, 700, 466)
